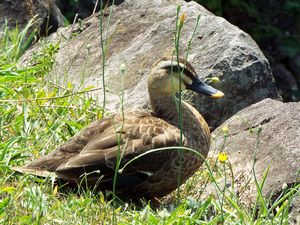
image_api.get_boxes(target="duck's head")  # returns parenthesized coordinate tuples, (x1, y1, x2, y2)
(148, 57, 224, 98)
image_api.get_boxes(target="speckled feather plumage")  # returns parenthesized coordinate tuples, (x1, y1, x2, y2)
(16, 58, 213, 198)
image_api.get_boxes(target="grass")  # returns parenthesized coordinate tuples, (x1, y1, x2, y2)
(0, 7, 299, 225)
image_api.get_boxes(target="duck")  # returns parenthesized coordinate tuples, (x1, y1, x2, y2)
(14, 57, 224, 199)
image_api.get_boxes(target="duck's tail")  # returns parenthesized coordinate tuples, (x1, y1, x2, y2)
(12, 166, 57, 178)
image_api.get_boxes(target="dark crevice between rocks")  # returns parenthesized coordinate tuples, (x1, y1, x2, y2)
(227, 116, 275, 137)
(56, 0, 125, 22)
(70, 21, 93, 37)
(247, 116, 274, 129)
(40, 4, 64, 37)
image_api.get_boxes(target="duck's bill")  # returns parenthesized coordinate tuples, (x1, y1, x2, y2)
(186, 77, 224, 99)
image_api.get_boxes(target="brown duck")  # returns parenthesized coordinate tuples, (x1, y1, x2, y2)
(15, 58, 224, 198)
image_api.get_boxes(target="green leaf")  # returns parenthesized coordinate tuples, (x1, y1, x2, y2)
(0, 186, 16, 194)
(0, 197, 10, 214)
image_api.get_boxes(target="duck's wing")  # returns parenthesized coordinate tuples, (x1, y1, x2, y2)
(17, 112, 184, 188)
(55, 112, 185, 187)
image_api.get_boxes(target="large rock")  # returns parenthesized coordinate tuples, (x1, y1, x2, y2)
(209, 98, 299, 223)
(0, 0, 64, 36)
(19, 0, 279, 128)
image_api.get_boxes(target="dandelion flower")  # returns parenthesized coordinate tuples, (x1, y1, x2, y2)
(178, 13, 186, 28)
(222, 125, 229, 136)
(53, 185, 58, 196)
(211, 77, 220, 83)
(218, 152, 228, 163)
(180, 13, 186, 23)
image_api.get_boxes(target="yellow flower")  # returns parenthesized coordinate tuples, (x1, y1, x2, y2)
(222, 125, 229, 136)
(97, 111, 103, 120)
(178, 13, 186, 28)
(180, 13, 186, 23)
(218, 152, 228, 163)
(33, 148, 39, 157)
(53, 185, 58, 196)
(210, 77, 220, 83)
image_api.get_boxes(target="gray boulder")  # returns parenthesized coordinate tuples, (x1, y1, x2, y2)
(209, 98, 299, 223)
(19, 0, 279, 128)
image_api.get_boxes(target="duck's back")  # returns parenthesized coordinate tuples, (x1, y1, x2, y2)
(17, 111, 189, 191)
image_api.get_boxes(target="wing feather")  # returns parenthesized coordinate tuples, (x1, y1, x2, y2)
(22, 111, 185, 188)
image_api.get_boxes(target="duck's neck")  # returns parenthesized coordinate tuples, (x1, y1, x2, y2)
(149, 95, 193, 129)
(149, 94, 210, 154)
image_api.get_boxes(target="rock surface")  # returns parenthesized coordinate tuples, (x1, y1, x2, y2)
(209, 98, 299, 223)
(0, 0, 64, 36)
(19, 0, 279, 128)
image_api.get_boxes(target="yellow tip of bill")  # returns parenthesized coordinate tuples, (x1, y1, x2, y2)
(210, 91, 224, 99)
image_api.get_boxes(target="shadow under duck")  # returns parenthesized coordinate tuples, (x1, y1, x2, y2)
(14, 58, 224, 199)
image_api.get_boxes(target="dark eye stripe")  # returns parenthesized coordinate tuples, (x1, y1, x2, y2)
(182, 67, 195, 79)
(165, 64, 195, 79)
(158, 58, 197, 78)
